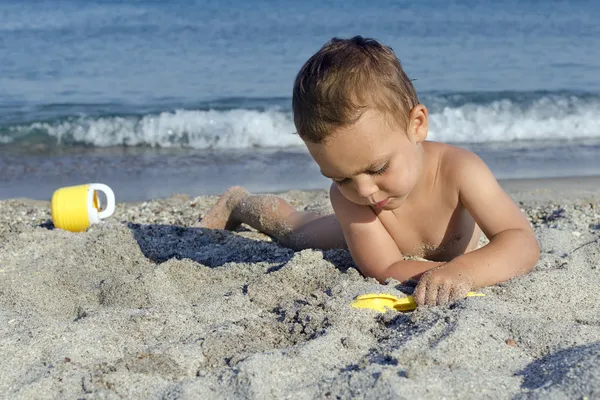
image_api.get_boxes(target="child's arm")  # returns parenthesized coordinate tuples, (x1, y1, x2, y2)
(413, 150, 540, 305)
(329, 149, 540, 306)
(329, 184, 447, 283)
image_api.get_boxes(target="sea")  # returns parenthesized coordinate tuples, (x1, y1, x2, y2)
(1, 0, 599, 201)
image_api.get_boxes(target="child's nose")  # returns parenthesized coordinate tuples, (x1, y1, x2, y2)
(355, 177, 378, 199)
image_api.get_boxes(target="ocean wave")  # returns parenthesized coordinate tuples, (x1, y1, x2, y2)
(427, 93, 600, 143)
(2, 93, 600, 149)
(0, 135, 13, 144)
(4, 109, 302, 149)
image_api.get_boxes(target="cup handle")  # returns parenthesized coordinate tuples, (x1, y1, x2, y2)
(90, 183, 116, 219)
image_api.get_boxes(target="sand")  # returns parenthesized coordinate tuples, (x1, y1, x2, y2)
(1, 180, 599, 399)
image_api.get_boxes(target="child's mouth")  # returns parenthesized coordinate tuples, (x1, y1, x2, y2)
(374, 198, 390, 208)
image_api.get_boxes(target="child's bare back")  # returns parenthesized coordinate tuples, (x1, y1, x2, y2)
(198, 36, 540, 306)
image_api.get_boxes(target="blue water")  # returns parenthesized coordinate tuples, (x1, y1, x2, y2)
(1, 0, 600, 200)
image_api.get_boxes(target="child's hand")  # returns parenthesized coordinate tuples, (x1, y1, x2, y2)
(413, 264, 474, 306)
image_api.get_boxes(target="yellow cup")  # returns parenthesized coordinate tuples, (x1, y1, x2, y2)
(51, 183, 116, 232)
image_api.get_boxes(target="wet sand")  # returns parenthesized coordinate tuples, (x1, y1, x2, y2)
(1, 178, 599, 399)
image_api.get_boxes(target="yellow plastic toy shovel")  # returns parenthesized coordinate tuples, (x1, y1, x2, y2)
(351, 292, 485, 313)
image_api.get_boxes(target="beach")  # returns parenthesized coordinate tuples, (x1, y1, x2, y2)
(1, 178, 599, 399)
(2, 0, 600, 398)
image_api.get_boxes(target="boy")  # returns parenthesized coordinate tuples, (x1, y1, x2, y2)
(198, 36, 540, 306)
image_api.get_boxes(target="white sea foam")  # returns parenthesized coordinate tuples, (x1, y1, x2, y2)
(9, 109, 303, 149)
(0, 135, 14, 144)
(6, 95, 600, 149)
(428, 95, 600, 143)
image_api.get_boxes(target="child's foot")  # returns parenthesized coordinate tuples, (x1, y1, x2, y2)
(196, 186, 249, 230)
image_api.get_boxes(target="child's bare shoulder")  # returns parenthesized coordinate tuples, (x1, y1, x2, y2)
(433, 142, 493, 186)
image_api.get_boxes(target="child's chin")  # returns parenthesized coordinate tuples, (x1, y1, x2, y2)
(384, 196, 406, 209)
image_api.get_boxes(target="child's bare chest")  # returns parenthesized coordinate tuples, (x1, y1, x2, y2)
(378, 197, 480, 261)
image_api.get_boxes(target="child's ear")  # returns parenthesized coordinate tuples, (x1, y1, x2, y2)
(408, 104, 428, 144)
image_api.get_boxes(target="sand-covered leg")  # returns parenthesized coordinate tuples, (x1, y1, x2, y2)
(196, 186, 249, 230)
(197, 187, 346, 250)
(230, 194, 346, 250)
(196, 187, 301, 234)
(282, 212, 346, 250)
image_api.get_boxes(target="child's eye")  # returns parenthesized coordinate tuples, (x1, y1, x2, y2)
(369, 163, 389, 176)
(333, 178, 350, 186)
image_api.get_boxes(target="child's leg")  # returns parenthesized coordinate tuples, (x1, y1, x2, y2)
(196, 186, 346, 250)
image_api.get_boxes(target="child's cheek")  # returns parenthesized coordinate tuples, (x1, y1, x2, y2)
(339, 184, 368, 205)
(386, 168, 418, 198)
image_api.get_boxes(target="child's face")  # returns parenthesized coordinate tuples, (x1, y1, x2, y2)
(306, 107, 428, 210)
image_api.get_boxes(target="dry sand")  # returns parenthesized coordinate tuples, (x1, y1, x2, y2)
(1, 180, 599, 399)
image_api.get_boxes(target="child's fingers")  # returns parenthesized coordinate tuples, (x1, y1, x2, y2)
(413, 279, 428, 306)
(436, 283, 452, 305)
(415, 271, 441, 306)
(423, 284, 439, 306)
(448, 284, 469, 303)
(413, 279, 426, 306)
